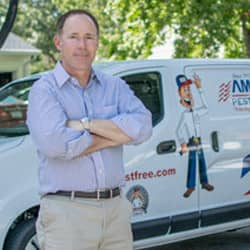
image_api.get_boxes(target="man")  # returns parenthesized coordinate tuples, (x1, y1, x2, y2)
(176, 73, 214, 198)
(27, 9, 152, 250)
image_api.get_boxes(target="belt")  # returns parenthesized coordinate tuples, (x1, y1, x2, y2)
(47, 187, 121, 200)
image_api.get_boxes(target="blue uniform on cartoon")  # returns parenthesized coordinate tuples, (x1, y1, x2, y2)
(176, 74, 214, 198)
(242, 154, 250, 195)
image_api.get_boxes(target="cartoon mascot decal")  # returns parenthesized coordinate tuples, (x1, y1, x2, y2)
(176, 73, 214, 198)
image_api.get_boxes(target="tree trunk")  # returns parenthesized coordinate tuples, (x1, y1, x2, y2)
(242, 12, 250, 58)
(246, 30, 250, 58)
(0, 0, 19, 48)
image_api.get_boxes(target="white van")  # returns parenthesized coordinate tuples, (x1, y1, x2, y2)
(0, 59, 249, 250)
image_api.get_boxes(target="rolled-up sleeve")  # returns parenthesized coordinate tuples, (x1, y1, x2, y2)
(111, 79, 152, 145)
(27, 82, 93, 160)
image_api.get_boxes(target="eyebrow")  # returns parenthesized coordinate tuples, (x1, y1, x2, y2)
(68, 32, 97, 36)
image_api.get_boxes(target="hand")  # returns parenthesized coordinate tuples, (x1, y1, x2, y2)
(192, 73, 202, 89)
(181, 143, 188, 154)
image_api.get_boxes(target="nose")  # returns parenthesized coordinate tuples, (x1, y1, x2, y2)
(78, 37, 87, 48)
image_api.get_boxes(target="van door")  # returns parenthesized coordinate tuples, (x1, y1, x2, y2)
(184, 64, 250, 228)
(117, 65, 200, 241)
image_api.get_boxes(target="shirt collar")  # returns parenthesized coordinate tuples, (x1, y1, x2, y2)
(52, 61, 103, 88)
(52, 61, 71, 88)
(90, 68, 103, 87)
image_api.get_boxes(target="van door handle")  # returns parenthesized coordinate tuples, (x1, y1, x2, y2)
(157, 140, 176, 154)
(211, 131, 219, 152)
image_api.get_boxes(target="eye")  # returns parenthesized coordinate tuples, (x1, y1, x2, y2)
(69, 35, 78, 39)
(85, 34, 97, 40)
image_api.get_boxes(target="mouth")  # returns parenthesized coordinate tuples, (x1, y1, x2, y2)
(184, 98, 191, 105)
(74, 54, 88, 57)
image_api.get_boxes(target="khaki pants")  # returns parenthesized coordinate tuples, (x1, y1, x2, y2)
(36, 194, 133, 250)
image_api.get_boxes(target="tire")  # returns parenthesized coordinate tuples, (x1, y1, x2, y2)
(4, 218, 40, 250)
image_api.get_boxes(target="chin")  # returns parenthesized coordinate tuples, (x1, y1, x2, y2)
(73, 64, 91, 71)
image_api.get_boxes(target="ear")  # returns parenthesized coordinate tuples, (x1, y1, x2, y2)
(178, 88, 182, 97)
(54, 34, 62, 51)
(95, 40, 99, 50)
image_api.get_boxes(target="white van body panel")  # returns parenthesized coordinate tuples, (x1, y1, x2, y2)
(0, 59, 249, 249)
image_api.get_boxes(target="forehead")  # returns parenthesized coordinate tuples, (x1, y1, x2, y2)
(180, 84, 191, 91)
(62, 14, 97, 34)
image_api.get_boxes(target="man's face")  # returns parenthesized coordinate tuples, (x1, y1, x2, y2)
(54, 14, 99, 73)
(133, 191, 140, 198)
(179, 84, 194, 108)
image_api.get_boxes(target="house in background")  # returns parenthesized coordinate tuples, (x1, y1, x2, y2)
(0, 32, 40, 87)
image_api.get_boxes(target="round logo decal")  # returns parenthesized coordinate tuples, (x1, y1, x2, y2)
(126, 185, 149, 215)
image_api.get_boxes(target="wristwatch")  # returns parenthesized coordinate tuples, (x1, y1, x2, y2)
(80, 117, 90, 131)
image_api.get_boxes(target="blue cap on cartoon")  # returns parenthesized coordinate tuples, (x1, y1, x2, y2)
(176, 74, 192, 89)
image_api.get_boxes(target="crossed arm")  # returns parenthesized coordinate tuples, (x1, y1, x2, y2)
(27, 78, 151, 160)
(67, 119, 132, 157)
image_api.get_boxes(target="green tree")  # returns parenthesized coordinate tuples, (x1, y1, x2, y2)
(2, 0, 250, 73)
(101, 0, 168, 60)
(0, 0, 18, 47)
(12, 0, 99, 71)
(102, 0, 250, 58)
(11, 0, 168, 71)
(110, 0, 250, 58)
(0, 0, 8, 27)
(165, 0, 250, 58)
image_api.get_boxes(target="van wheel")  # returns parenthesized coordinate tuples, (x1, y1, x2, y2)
(4, 218, 40, 250)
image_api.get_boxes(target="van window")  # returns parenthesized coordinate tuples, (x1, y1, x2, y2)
(0, 80, 34, 137)
(122, 72, 163, 126)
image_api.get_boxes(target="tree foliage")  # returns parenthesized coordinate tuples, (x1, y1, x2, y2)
(0, 0, 10, 29)
(10, 0, 168, 71)
(8, 0, 101, 71)
(101, 0, 168, 60)
(1, 0, 250, 72)
(165, 0, 250, 58)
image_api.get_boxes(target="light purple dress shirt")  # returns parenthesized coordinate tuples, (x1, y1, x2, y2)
(27, 62, 152, 195)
